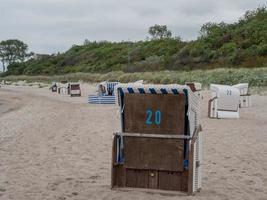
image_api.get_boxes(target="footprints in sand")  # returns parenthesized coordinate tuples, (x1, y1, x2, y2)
(224, 156, 231, 160)
(57, 191, 79, 200)
(48, 178, 80, 200)
(0, 187, 6, 197)
(48, 175, 102, 198)
(89, 175, 101, 180)
(244, 179, 255, 185)
(89, 175, 101, 183)
(47, 179, 64, 191)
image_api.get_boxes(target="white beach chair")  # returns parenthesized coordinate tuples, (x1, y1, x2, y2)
(59, 83, 69, 95)
(69, 83, 81, 97)
(209, 84, 240, 119)
(233, 83, 251, 108)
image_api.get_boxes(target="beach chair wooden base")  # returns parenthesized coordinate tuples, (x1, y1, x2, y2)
(70, 93, 81, 97)
(111, 129, 202, 195)
(112, 187, 193, 196)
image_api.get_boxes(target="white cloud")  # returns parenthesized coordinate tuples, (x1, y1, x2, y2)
(0, 0, 265, 54)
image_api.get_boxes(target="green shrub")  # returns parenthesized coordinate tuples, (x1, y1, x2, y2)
(1, 67, 266, 87)
(257, 43, 267, 56)
(2, 7, 267, 75)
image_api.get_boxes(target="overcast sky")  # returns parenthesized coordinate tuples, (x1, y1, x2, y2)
(0, 0, 266, 54)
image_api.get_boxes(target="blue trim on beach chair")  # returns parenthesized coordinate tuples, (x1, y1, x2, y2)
(88, 95, 116, 104)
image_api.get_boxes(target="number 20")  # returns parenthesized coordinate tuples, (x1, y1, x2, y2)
(146, 109, 161, 125)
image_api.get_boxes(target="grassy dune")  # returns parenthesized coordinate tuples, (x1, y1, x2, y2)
(1, 67, 266, 88)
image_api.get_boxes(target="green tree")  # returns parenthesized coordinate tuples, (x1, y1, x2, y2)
(148, 24, 172, 39)
(0, 39, 32, 72)
(219, 42, 237, 56)
(83, 39, 90, 45)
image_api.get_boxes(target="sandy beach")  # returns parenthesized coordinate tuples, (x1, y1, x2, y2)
(0, 84, 266, 200)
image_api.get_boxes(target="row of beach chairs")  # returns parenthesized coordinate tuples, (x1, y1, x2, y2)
(2, 79, 252, 195)
(51, 80, 252, 195)
(51, 81, 81, 97)
(87, 81, 251, 120)
(109, 81, 252, 195)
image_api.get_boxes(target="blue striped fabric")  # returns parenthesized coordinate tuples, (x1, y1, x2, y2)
(149, 88, 157, 94)
(88, 95, 116, 104)
(116, 85, 189, 96)
(127, 87, 134, 93)
(107, 82, 119, 89)
(171, 89, 179, 94)
(138, 88, 145, 94)
(106, 82, 119, 93)
(160, 88, 168, 94)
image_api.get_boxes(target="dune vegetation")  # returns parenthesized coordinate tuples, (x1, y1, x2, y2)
(0, 7, 266, 88)
(1, 67, 266, 88)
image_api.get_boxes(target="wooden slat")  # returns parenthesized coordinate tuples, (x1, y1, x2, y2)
(181, 170, 189, 192)
(149, 170, 158, 189)
(112, 187, 189, 196)
(124, 93, 185, 135)
(124, 137, 184, 171)
(116, 166, 126, 187)
(114, 132, 191, 139)
(158, 171, 182, 191)
(112, 136, 126, 187)
(111, 136, 116, 187)
(126, 169, 149, 188)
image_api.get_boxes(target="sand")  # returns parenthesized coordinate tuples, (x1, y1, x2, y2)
(0, 84, 266, 200)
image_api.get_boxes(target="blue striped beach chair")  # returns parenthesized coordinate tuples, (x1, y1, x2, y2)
(111, 84, 202, 194)
(88, 82, 120, 104)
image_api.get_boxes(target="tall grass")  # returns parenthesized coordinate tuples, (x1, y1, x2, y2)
(1, 67, 266, 87)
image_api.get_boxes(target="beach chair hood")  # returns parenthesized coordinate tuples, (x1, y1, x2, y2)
(115, 84, 200, 137)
